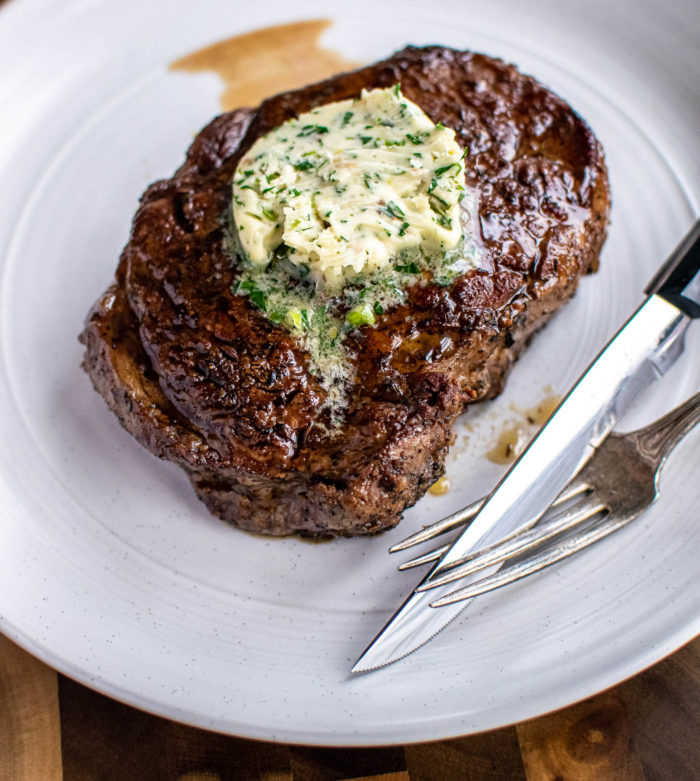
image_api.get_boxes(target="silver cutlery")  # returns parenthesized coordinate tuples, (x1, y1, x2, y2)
(391, 392, 700, 605)
(352, 220, 700, 673)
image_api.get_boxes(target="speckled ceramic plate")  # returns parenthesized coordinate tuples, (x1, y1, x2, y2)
(0, 0, 698, 745)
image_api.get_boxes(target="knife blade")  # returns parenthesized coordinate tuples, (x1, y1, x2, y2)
(352, 219, 700, 673)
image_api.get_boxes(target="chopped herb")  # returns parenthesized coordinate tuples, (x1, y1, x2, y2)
(301, 308, 313, 329)
(394, 262, 420, 274)
(406, 133, 424, 145)
(293, 160, 315, 171)
(373, 301, 384, 315)
(435, 163, 461, 177)
(384, 201, 405, 219)
(341, 111, 353, 127)
(262, 208, 278, 221)
(298, 124, 329, 137)
(248, 290, 266, 310)
(285, 308, 302, 329)
(385, 139, 406, 146)
(392, 83, 401, 96)
(358, 135, 373, 145)
(346, 304, 375, 327)
(430, 192, 450, 209)
(398, 221, 410, 236)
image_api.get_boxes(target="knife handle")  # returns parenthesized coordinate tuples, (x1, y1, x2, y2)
(645, 219, 700, 318)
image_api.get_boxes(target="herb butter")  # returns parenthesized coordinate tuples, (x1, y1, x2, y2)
(232, 85, 467, 288)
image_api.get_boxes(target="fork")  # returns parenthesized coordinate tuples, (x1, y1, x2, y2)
(390, 392, 700, 607)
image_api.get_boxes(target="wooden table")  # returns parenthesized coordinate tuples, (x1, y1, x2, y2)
(1, 633, 697, 780)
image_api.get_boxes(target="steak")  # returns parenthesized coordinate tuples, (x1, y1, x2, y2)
(80, 46, 610, 537)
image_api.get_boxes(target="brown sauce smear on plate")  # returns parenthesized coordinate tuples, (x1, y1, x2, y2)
(169, 19, 358, 111)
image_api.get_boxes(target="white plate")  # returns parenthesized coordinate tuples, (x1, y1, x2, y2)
(0, 0, 698, 746)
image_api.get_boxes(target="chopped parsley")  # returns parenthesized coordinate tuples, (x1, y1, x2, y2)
(298, 124, 330, 137)
(435, 163, 461, 177)
(394, 261, 420, 274)
(384, 201, 406, 219)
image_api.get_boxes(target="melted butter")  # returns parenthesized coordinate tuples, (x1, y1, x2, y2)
(524, 394, 561, 425)
(169, 19, 359, 111)
(486, 392, 562, 465)
(429, 475, 451, 496)
(486, 426, 529, 465)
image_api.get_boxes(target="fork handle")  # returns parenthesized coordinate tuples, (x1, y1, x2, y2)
(635, 392, 700, 463)
(645, 219, 700, 318)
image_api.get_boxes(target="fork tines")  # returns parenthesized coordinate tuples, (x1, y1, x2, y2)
(389, 392, 700, 607)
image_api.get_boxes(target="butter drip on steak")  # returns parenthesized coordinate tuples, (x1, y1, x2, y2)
(229, 85, 482, 424)
(80, 46, 609, 537)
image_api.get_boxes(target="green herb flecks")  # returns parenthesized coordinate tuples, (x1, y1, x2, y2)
(297, 124, 330, 137)
(394, 261, 420, 274)
(435, 163, 461, 177)
(383, 201, 405, 220)
(293, 160, 316, 171)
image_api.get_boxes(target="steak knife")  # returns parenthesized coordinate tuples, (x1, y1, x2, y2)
(352, 219, 700, 673)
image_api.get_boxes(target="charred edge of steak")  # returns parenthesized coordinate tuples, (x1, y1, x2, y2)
(80, 45, 610, 537)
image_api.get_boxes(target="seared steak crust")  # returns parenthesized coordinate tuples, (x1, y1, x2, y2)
(80, 46, 609, 536)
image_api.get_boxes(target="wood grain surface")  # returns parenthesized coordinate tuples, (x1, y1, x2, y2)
(0, 633, 697, 780)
